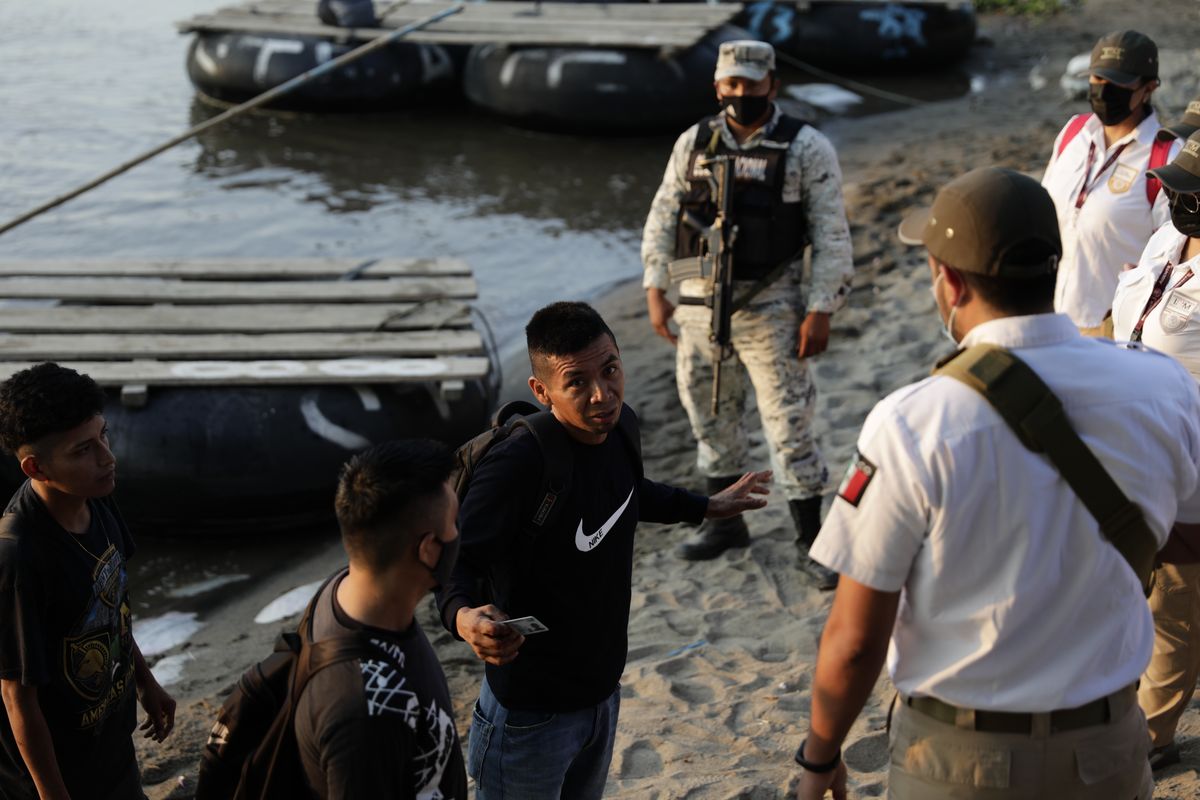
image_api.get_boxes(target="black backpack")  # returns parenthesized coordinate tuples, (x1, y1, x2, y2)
(195, 571, 397, 800)
(451, 400, 644, 539)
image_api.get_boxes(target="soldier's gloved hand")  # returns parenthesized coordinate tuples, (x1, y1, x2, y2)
(456, 605, 525, 666)
(798, 312, 831, 359)
(646, 288, 678, 345)
(705, 470, 771, 518)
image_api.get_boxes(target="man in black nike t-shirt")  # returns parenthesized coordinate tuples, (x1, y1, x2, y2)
(436, 302, 771, 799)
(0, 363, 176, 800)
(295, 438, 467, 799)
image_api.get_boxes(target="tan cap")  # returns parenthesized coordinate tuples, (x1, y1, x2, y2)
(1089, 30, 1158, 86)
(715, 40, 775, 82)
(1149, 130, 1200, 194)
(898, 168, 1062, 277)
(1158, 98, 1200, 143)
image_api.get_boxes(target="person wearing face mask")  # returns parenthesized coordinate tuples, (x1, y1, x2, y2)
(293, 439, 468, 800)
(1112, 130, 1200, 774)
(795, 167, 1200, 800)
(1042, 29, 1181, 336)
(641, 40, 853, 586)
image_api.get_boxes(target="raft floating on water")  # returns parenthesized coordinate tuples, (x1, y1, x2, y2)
(733, 0, 976, 72)
(0, 259, 498, 537)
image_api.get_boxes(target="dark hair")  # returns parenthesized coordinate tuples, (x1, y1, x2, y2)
(525, 302, 618, 377)
(334, 438, 454, 567)
(0, 363, 106, 455)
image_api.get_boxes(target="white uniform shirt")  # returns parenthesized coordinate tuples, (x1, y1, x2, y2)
(1041, 112, 1179, 328)
(812, 314, 1200, 712)
(1112, 224, 1200, 377)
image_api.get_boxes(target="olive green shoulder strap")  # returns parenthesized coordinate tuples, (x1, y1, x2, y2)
(933, 344, 1156, 593)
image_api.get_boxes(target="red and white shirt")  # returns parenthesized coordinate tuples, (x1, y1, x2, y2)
(1042, 112, 1179, 328)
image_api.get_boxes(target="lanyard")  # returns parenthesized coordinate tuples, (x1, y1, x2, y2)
(1074, 140, 1131, 210)
(1131, 262, 1195, 342)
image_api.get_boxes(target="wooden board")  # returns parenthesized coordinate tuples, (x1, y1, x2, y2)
(178, 1, 738, 48)
(0, 302, 472, 334)
(0, 357, 491, 386)
(0, 258, 471, 279)
(0, 276, 477, 303)
(0, 259, 491, 389)
(0, 330, 483, 361)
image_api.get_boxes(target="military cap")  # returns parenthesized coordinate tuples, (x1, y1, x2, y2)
(1158, 98, 1200, 143)
(1149, 130, 1200, 195)
(898, 168, 1062, 277)
(1089, 30, 1158, 86)
(715, 40, 775, 82)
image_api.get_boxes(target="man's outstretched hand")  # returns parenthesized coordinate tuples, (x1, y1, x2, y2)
(705, 470, 772, 518)
(457, 605, 525, 666)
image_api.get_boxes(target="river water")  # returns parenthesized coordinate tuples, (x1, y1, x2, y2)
(0, 0, 674, 351)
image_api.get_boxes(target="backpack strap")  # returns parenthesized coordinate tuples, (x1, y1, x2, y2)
(1146, 137, 1172, 205)
(0, 514, 19, 542)
(616, 405, 644, 482)
(933, 345, 1157, 594)
(1056, 113, 1092, 158)
(509, 411, 574, 532)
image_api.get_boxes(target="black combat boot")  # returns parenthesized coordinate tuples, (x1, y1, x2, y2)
(676, 476, 750, 561)
(789, 497, 838, 591)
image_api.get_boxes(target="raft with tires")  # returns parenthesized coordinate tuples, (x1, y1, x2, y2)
(733, 0, 976, 72)
(0, 259, 498, 537)
(185, 30, 461, 111)
(462, 24, 745, 133)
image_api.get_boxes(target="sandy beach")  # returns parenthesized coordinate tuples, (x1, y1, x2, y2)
(133, 1, 1200, 796)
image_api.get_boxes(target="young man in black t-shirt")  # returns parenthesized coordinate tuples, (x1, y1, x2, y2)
(0, 363, 176, 800)
(437, 302, 772, 799)
(295, 438, 468, 800)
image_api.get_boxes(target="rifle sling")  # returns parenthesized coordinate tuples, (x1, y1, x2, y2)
(934, 344, 1156, 593)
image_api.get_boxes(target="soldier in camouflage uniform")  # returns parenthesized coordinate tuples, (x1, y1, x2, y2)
(641, 40, 853, 588)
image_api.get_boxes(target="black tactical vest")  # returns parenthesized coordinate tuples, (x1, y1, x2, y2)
(675, 114, 809, 281)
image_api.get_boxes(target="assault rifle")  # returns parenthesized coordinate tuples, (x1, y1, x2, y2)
(668, 154, 737, 414)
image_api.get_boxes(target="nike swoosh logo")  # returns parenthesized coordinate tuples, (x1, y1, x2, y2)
(574, 488, 634, 553)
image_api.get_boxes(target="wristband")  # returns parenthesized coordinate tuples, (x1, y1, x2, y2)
(794, 740, 841, 773)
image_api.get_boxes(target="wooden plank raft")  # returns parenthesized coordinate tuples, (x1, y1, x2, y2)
(0, 258, 491, 392)
(178, 1, 741, 52)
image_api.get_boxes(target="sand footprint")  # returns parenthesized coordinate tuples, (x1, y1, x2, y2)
(619, 740, 664, 779)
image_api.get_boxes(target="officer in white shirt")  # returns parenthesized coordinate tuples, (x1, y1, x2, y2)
(1041, 30, 1180, 334)
(794, 167, 1200, 800)
(1112, 130, 1200, 773)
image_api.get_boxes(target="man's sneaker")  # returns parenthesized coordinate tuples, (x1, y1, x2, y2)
(676, 515, 750, 561)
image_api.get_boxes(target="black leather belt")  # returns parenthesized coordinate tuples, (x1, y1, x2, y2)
(903, 684, 1134, 735)
(678, 296, 708, 306)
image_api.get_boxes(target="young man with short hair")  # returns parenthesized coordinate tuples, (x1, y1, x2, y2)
(0, 362, 175, 800)
(438, 301, 771, 799)
(295, 438, 467, 799)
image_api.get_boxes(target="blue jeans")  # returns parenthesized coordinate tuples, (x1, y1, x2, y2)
(467, 679, 620, 800)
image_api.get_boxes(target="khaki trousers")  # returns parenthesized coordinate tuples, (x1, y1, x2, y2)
(1139, 561, 1200, 746)
(888, 688, 1153, 799)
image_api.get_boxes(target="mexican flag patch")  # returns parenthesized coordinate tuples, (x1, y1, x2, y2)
(837, 451, 876, 507)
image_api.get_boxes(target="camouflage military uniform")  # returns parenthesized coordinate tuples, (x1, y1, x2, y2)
(641, 106, 854, 501)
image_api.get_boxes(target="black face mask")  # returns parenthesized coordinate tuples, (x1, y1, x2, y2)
(1169, 195, 1200, 238)
(423, 533, 460, 592)
(719, 94, 771, 124)
(1088, 82, 1136, 126)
